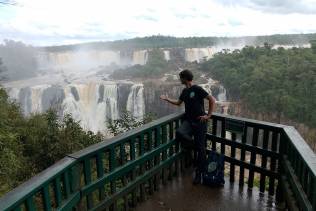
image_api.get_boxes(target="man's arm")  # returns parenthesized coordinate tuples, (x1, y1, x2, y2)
(206, 95, 216, 117)
(160, 95, 183, 106)
(198, 95, 216, 122)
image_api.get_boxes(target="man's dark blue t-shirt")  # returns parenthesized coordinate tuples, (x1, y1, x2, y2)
(179, 85, 210, 121)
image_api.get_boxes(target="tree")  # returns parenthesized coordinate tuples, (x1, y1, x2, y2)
(0, 58, 7, 81)
(107, 110, 156, 136)
(199, 45, 316, 127)
(0, 88, 103, 196)
(311, 40, 316, 54)
(0, 88, 26, 195)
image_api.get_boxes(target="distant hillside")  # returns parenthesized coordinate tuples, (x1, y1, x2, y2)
(42, 33, 316, 52)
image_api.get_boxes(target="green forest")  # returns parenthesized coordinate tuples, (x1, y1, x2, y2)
(0, 87, 155, 197)
(0, 88, 104, 196)
(200, 42, 316, 127)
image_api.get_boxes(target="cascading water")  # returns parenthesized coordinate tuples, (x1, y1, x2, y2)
(184, 48, 213, 63)
(217, 85, 227, 102)
(132, 50, 148, 65)
(6, 81, 145, 135)
(126, 84, 145, 119)
(62, 83, 120, 133)
(163, 50, 170, 61)
(199, 78, 227, 102)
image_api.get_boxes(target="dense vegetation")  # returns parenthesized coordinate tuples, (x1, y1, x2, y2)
(107, 110, 155, 136)
(200, 42, 316, 127)
(43, 34, 316, 52)
(0, 88, 103, 196)
(0, 88, 156, 197)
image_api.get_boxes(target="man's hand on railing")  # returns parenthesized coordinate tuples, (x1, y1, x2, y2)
(198, 115, 211, 122)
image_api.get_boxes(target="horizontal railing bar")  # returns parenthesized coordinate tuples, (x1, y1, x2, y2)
(91, 153, 182, 211)
(211, 113, 285, 130)
(209, 150, 279, 179)
(81, 140, 177, 196)
(57, 192, 81, 211)
(206, 134, 280, 159)
(69, 112, 184, 160)
(0, 157, 76, 211)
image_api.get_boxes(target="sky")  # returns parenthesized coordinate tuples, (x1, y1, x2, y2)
(0, 0, 316, 46)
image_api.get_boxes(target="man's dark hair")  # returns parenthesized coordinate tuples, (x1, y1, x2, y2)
(179, 69, 193, 81)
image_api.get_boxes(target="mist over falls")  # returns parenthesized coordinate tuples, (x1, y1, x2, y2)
(36, 47, 214, 72)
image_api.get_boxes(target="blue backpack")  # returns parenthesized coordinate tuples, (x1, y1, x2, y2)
(202, 151, 225, 186)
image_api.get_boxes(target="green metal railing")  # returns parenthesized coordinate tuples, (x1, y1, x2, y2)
(0, 112, 315, 211)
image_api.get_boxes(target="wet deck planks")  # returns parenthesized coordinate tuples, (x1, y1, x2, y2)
(136, 167, 282, 211)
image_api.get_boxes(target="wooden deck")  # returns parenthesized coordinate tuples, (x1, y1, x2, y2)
(136, 167, 283, 211)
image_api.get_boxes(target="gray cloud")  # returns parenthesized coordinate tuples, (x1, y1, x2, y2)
(216, 0, 316, 14)
(0, 24, 132, 46)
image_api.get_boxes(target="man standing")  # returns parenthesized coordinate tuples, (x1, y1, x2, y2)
(160, 69, 216, 184)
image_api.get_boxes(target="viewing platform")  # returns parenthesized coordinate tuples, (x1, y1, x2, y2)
(0, 112, 315, 211)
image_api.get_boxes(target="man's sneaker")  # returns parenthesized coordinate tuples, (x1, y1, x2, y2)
(193, 170, 202, 185)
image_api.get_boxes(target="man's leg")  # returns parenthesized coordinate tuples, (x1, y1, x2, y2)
(192, 121, 208, 184)
(175, 120, 193, 149)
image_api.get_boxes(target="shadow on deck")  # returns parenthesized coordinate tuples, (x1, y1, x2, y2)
(136, 167, 280, 211)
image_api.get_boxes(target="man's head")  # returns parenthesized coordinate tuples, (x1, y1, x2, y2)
(179, 69, 193, 85)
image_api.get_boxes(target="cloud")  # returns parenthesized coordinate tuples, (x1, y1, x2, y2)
(215, 0, 316, 14)
(0, 0, 316, 46)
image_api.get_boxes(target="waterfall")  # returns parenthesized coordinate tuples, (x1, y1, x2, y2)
(6, 81, 125, 134)
(217, 85, 227, 102)
(132, 50, 148, 65)
(9, 85, 51, 115)
(126, 84, 145, 119)
(199, 78, 227, 102)
(61, 82, 119, 133)
(184, 48, 213, 63)
(163, 50, 170, 61)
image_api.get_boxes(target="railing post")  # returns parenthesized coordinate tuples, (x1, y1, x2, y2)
(71, 164, 83, 211)
(276, 131, 285, 204)
(175, 120, 180, 177)
(162, 124, 168, 185)
(147, 130, 155, 195)
(248, 127, 259, 189)
(211, 118, 217, 151)
(139, 133, 146, 202)
(154, 126, 161, 191)
(83, 159, 93, 209)
(239, 126, 247, 186)
(229, 132, 236, 182)
(109, 146, 118, 211)
(268, 131, 278, 196)
(130, 138, 137, 208)
(259, 129, 269, 193)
